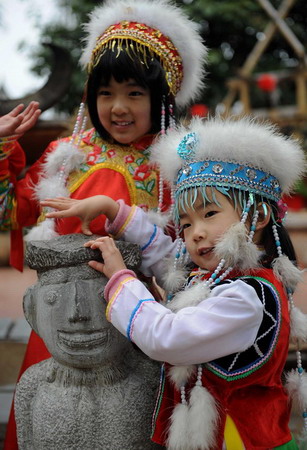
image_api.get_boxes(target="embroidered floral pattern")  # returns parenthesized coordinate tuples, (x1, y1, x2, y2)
(0, 177, 16, 230)
(0, 136, 19, 161)
(75, 129, 157, 198)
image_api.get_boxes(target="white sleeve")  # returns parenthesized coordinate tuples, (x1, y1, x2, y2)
(117, 206, 179, 285)
(106, 276, 264, 366)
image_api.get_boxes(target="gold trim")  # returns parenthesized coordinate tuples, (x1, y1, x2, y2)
(11, 196, 18, 230)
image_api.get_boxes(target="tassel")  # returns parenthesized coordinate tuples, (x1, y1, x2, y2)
(214, 222, 260, 270)
(272, 255, 303, 291)
(188, 385, 218, 450)
(167, 282, 211, 312)
(161, 258, 188, 293)
(285, 369, 307, 412)
(168, 365, 196, 388)
(290, 307, 307, 342)
(167, 402, 190, 450)
(147, 209, 171, 230)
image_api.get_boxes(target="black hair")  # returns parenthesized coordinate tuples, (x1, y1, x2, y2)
(86, 41, 177, 140)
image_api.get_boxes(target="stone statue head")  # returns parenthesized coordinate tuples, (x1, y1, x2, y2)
(23, 234, 142, 369)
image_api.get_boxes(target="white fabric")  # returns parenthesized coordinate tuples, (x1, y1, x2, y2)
(116, 206, 178, 287)
(109, 276, 263, 366)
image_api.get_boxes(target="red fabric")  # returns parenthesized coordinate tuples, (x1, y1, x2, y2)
(151, 269, 292, 449)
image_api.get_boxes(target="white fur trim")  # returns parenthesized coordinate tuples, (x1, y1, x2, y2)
(150, 117, 306, 196)
(147, 209, 171, 229)
(33, 175, 70, 202)
(167, 281, 211, 312)
(161, 257, 188, 292)
(28, 140, 85, 240)
(285, 369, 307, 412)
(188, 385, 218, 450)
(25, 219, 59, 242)
(168, 365, 196, 388)
(214, 222, 260, 270)
(272, 255, 303, 291)
(43, 141, 85, 176)
(32, 141, 85, 202)
(167, 402, 190, 450)
(290, 306, 307, 342)
(80, 0, 207, 107)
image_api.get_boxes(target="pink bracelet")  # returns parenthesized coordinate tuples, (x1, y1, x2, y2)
(104, 269, 137, 301)
(105, 199, 131, 236)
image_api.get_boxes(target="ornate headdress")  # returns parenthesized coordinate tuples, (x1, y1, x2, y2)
(152, 117, 304, 205)
(25, 0, 207, 243)
(151, 116, 307, 447)
(80, 0, 207, 107)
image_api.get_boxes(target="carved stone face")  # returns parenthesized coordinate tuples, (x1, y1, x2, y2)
(26, 276, 130, 369)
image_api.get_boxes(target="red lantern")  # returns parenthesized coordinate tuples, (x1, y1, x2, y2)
(257, 74, 278, 92)
(190, 103, 209, 117)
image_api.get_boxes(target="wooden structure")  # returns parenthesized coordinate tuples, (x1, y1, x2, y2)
(221, 0, 307, 127)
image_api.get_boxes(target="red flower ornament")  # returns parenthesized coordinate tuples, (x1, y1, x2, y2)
(133, 164, 151, 181)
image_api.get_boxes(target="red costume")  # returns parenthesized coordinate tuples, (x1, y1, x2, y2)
(151, 269, 293, 449)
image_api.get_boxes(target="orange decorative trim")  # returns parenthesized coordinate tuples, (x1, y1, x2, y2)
(106, 276, 136, 321)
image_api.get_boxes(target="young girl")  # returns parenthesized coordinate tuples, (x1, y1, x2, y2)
(44, 117, 307, 449)
(1, 0, 206, 447)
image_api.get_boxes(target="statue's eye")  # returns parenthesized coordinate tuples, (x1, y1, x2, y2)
(45, 291, 58, 305)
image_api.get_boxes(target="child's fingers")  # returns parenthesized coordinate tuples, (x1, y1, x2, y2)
(88, 260, 105, 273)
(45, 209, 73, 218)
(81, 221, 93, 236)
(41, 197, 73, 210)
(84, 236, 112, 248)
(8, 104, 25, 117)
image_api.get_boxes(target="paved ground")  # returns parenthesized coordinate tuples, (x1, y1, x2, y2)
(0, 266, 35, 449)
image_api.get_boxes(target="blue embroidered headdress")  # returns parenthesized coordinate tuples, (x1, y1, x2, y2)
(151, 117, 304, 224)
(176, 131, 281, 203)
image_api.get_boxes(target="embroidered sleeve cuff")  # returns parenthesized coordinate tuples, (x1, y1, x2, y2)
(105, 199, 137, 238)
(104, 269, 137, 302)
(0, 136, 19, 161)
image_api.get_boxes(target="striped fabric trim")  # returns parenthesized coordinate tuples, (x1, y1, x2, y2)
(115, 205, 138, 239)
(105, 276, 136, 321)
(126, 299, 156, 341)
(0, 136, 19, 161)
(141, 224, 157, 251)
(151, 363, 166, 438)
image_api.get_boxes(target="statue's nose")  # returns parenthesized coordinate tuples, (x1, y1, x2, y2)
(67, 284, 91, 323)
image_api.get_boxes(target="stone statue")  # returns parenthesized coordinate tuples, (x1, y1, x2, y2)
(15, 234, 163, 450)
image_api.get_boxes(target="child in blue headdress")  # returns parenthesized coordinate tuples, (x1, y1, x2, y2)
(42, 117, 307, 449)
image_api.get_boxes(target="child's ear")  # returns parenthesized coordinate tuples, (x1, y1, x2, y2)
(256, 202, 271, 230)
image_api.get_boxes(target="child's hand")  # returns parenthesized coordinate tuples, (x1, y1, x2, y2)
(41, 195, 119, 235)
(0, 102, 41, 137)
(85, 236, 127, 278)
